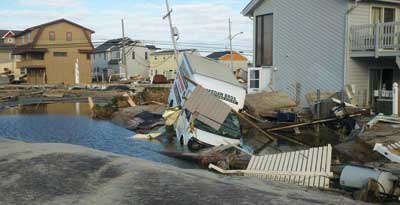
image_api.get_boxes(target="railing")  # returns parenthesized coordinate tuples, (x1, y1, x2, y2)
(16, 59, 45, 69)
(350, 21, 400, 54)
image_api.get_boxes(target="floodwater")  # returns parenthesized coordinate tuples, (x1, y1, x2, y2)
(0, 103, 196, 168)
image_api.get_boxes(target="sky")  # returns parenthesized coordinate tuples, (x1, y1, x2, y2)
(0, 0, 253, 56)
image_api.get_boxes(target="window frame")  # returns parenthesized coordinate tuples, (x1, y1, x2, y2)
(53, 52, 67, 57)
(255, 13, 273, 67)
(249, 69, 260, 89)
(370, 5, 397, 24)
(66, 32, 72, 41)
(49, 31, 55, 41)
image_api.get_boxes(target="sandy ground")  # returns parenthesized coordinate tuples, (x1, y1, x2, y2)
(0, 138, 366, 205)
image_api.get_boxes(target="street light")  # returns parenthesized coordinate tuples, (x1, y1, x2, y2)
(228, 18, 243, 72)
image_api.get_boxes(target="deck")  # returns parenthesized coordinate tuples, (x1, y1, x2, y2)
(350, 21, 400, 58)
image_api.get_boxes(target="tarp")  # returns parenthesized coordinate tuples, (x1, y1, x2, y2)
(183, 86, 231, 130)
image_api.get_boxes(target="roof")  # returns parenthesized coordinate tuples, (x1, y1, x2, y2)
(0, 30, 22, 51)
(152, 49, 197, 55)
(108, 59, 120, 65)
(206, 51, 247, 61)
(0, 30, 22, 39)
(183, 86, 231, 130)
(145, 45, 160, 50)
(15, 19, 95, 37)
(95, 38, 138, 53)
(241, 0, 400, 16)
(184, 53, 242, 87)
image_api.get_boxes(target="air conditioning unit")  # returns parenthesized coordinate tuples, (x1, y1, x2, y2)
(247, 67, 273, 94)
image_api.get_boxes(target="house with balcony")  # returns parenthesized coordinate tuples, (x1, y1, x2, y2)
(92, 38, 159, 81)
(12, 19, 94, 85)
(0, 30, 22, 80)
(242, 0, 400, 110)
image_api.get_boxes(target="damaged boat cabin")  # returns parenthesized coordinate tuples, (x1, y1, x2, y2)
(168, 53, 246, 150)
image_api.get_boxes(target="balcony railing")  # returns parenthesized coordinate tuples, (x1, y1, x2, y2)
(350, 21, 400, 57)
(17, 59, 45, 69)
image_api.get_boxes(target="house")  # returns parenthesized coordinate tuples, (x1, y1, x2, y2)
(206, 51, 249, 73)
(242, 0, 400, 108)
(149, 49, 198, 81)
(12, 19, 94, 85)
(0, 30, 22, 80)
(92, 38, 158, 81)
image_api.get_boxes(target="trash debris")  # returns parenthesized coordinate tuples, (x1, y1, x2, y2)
(374, 141, 400, 163)
(340, 166, 399, 197)
(132, 126, 166, 139)
(209, 144, 333, 189)
(245, 91, 297, 118)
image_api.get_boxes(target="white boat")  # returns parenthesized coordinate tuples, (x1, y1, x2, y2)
(168, 53, 246, 151)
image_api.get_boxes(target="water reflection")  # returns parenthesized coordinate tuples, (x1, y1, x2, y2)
(2, 103, 92, 116)
(0, 103, 196, 168)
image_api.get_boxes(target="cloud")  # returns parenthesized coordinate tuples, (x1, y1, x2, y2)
(2, 0, 253, 55)
(16, 0, 84, 8)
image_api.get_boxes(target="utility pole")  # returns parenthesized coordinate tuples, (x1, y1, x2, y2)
(229, 18, 233, 71)
(121, 19, 128, 79)
(164, 0, 179, 65)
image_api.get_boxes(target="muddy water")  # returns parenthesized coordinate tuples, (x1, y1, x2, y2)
(0, 103, 196, 168)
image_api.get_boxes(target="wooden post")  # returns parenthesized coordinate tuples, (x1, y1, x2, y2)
(375, 23, 380, 58)
(393, 82, 398, 116)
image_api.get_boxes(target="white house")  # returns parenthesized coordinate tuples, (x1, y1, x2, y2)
(92, 38, 158, 81)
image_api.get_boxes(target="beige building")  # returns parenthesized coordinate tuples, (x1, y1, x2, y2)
(0, 30, 22, 80)
(149, 49, 198, 81)
(13, 19, 94, 85)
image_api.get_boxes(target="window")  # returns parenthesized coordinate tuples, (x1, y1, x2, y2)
(66, 32, 72, 41)
(372, 7, 396, 24)
(53, 52, 67, 57)
(86, 53, 91, 60)
(155, 56, 158, 60)
(21, 36, 25, 44)
(249, 70, 260, 89)
(31, 53, 44, 60)
(255, 14, 273, 67)
(103, 53, 106, 60)
(27, 33, 31, 42)
(145, 52, 148, 60)
(132, 51, 135, 60)
(116, 51, 120, 59)
(49, 31, 55, 41)
(173, 84, 181, 105)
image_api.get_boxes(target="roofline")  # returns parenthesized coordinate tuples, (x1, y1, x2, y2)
(241, 0, 262, 17)
(15, 18, 95, 37)
(1, 30, 15, 39)
(241, 0, 400, 17)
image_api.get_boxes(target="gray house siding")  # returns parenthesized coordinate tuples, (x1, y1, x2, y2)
(253, 0, 348, 106)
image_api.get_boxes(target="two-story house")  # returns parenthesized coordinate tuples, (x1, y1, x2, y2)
(92, 38, 158, 81)
(12, 19, 94, 85)
(0, 30, 22, 80)
(206, 51, 249, 74)
(242, 0, 400, 108)
(149, 49, 198, 81)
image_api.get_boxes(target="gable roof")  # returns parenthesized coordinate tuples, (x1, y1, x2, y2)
(242, 0, 400, 16)
(206, 51, 231, 60)
(151, 49, 197, 55)
(0, 30, 22, 39)
(95, 37, 139, 53)
(184, 53, 242, 87)
(15, 18, 95, 37)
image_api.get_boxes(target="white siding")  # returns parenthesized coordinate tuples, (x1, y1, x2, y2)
(347, 2, 400, 106)
(254, 0, 348, 106)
